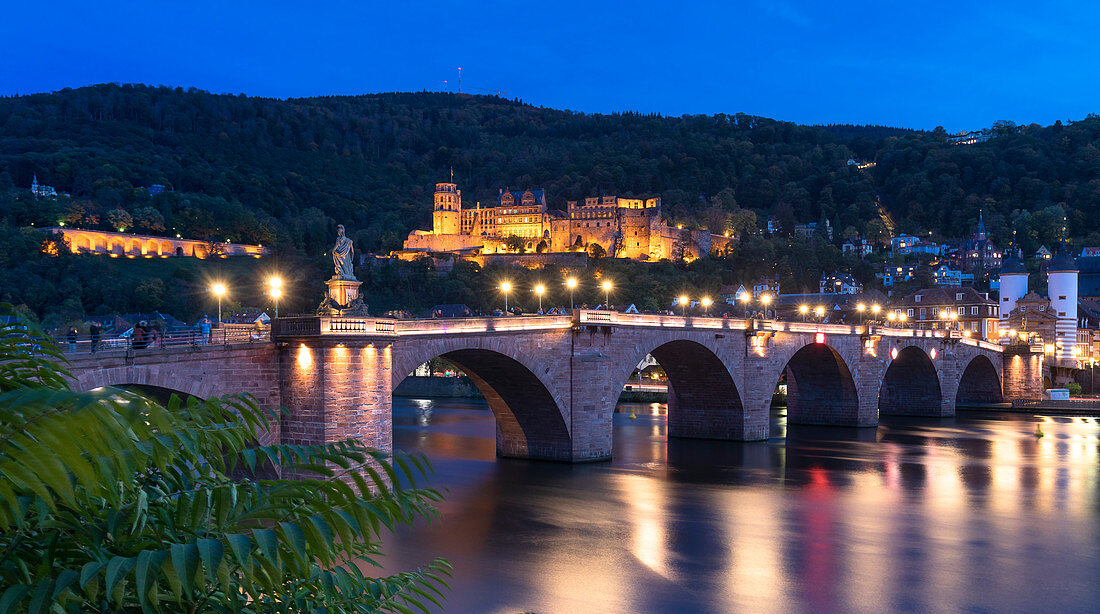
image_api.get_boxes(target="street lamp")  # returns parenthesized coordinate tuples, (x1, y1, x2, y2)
(535, 284, 546, 313)
(701, 297, 712, 315)
(602, 280, 612, 309)
(887, 312, 896, 326)
(566, 277, 578, 311)
(678, 295, 689, 316)
(739, 292, 750, 318)
(501, 281, 512, 314)
(760, 293, 772, 319)
(211, 283, 226, 323)
(799, 304, 809, 321)
(268, 276, 282, 318)
(815, 305, 825, 321)
(871, 304, 881, 320)
(857, 302, 866, 325)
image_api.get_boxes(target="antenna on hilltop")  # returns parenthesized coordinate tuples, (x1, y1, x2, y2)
(457, 67, 462, 94)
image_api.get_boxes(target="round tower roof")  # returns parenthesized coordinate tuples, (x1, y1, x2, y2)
(1049, 239, 1078, 272)
(998, 254, 1027, 275)
(1048, 250, 1078, 273)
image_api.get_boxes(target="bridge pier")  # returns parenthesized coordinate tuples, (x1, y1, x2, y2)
(279, 338, 393, 454)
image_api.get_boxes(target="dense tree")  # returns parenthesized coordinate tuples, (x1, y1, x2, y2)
(0, 309, 451, 612)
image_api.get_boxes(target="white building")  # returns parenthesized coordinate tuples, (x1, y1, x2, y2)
(998, 239, 1078, 363)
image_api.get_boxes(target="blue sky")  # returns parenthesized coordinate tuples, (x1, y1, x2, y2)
(3, 1, 1097, 130)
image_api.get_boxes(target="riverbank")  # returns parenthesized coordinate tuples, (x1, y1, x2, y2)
(393, 376, 482, 398)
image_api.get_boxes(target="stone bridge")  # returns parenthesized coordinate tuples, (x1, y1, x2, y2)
(65, 311, 1040, 463)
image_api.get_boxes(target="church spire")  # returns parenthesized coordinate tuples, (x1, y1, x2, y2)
(975, 209, 987, 240)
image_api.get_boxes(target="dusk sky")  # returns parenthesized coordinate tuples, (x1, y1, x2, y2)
(3, 1, 1097, 131)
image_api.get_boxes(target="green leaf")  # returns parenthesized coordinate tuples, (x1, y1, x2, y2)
(105, 556, 135, 594)
(135, 549, 166, 606)
(0, 585, 29, 612)
(196, 538, 224, 587)
(253, 528, 279, 565)
(280, 521, 308, 564)
(171, 544, 199, 588)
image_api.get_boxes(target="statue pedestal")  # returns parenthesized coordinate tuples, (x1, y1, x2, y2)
(326, 278, 362, 306)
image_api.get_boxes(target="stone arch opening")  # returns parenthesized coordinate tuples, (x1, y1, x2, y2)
(779, 343, 860, 426)
(957, 355, 1003, 405)
(879, 346, 942, 416)
(175, 246, 184, 256)
(105, 383, 202, 405)
(394, 349, 572, 461)
(620, 340, 745, 440)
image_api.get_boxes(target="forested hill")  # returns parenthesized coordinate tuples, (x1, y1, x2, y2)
(1, 83, 1099, 259)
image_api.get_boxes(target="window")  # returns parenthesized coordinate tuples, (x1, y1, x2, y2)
(907, 308, 914, 317)
(1059, 296, 1067, 300)
(919, 308, 926, 319)
(915, 295, 922, 303)
(958, 306, 965, 315)
(1038, 305, 1045, 311)
(971, 306, 978, 315)
(956, 292, 964, 300)
(1003, 297, 1010, 302)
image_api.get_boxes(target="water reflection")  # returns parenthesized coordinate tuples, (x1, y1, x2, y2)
(381, 398, 1100, 613)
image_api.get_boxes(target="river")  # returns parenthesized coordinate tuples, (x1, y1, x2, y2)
(377, 397, 1100, 613)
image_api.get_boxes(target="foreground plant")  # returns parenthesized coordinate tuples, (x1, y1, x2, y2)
(0, 306, 450, 612)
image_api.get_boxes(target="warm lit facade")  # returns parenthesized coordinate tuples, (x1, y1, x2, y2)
(891, 287, 999, 339)
(399, 181, 733, 262)
(43, 227, 269, 259)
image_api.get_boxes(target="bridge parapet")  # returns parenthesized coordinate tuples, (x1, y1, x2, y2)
(273, 316, 396, 340)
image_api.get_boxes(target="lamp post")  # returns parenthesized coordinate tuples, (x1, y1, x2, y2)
(270, 287, 281, 318)
(701, 297, 712, 315)
(535, 284, 545, 313)
(501, 282, 512, 314)
(815, 305, 825, 322)
(887, 312, 896, 326)
(269, 276, 282, 318)
(602, 280, 612, 310)
(678, 295, 689, 316)
(211, 283, 226, 323)
(760, 294, 772, 319)
(871, 304, 881, 322)
(799, 304, 809, 321)
(739, 292, 750, 318)
(566, 277, 577, 311)
(857, 302, 866, 325)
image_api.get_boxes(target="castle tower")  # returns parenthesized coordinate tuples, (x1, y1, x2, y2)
(998, 232, 1027, 337)
(432, 182, 461, 235)
(1047, 235, 1079, 362)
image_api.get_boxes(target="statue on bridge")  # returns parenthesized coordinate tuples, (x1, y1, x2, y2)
(331, 224, 356, 281)
(318, 224, 368, 316)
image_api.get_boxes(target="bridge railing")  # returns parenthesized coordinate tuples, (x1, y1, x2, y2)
(393, 315, 571, 335)
(54, 327, 270, 355)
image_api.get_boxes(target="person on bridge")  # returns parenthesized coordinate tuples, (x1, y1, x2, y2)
(89, 324, 100, 353)
(200, 316, 212, 345)
(67, 327, 77, 353)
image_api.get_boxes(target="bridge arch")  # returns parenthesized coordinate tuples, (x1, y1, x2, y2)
(71, 364, 216, 400)
(879, 346, 942, 416)
(611, 337, 746, 440)
(773, 341, 861, 426)
(956, 354, 1003, 405)
(392, 338, 572, 461)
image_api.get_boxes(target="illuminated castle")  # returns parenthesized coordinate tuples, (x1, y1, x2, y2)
(399, 180, 732, 262)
